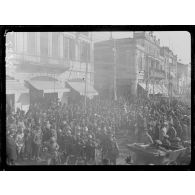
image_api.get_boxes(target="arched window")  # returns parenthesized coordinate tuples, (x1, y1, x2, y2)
(27, 32, 36, 55)
(40, 32, 48, 57)
(52, 32, 60, 58)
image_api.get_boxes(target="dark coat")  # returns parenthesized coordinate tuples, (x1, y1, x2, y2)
(7, 136, 17, 161)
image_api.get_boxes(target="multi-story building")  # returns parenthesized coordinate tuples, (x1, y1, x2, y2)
(160, 46, 178, 97)
(134, 31, 166, 96)
(177, 61, 189, 95)
(94, 31, 166, 98)
(94, 37, 136, 98)
(6, 32, 96, 111)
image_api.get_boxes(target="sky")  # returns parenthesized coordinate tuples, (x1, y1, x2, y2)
(92, 31, 191, 64)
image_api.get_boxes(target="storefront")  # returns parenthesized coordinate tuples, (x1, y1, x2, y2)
(26, 79, 70, 106)
(67, 81, 98, 100)
(138, 82, 168, 97)
(6, 79, 29, 112)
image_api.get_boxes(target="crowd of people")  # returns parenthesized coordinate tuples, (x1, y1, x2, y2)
(6, 94, 191, 165)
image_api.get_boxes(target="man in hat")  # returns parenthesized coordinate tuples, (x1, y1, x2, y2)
(6, 130, 17, 165)
(47, 136, 60, 165)
(136, 112, 144, 143)
(142, 127, 154, 145)
(24, 126, 33, 160)
(159, 121, 171, 147)
(15, 127, 25, 161)
(109, 136, 119, 165)
(167, 122, 177, 144)
(33, 126, 42, 161)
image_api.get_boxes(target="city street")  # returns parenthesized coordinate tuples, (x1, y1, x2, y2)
(6, 31, 191, 166)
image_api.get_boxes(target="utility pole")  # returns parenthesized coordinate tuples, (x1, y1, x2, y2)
(54, 73, 56, 93)
(146, 55, 150, 98)
(153, 78, 154, 96)
(84, 44, 88, 114)
(111, 32, 117, 101)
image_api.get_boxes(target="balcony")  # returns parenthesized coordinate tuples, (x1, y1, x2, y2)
(13, 53, 70, 72)
(149, 69, 166, 79)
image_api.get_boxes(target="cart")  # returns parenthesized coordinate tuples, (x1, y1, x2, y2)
(127, 143, 187, 165)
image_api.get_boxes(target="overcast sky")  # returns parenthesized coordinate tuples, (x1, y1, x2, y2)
(92, 31, 191, 64)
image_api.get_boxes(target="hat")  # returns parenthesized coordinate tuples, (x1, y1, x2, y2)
(51, 137, 56, 143)
(174, 137, 181, 142)
(67, 130, 71, 135)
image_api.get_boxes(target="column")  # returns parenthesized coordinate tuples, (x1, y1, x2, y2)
(36, 32, 40, 56)
(131, 50, 138, 96)
(23, 32, 27, 53)
(59, 33, 63, 58)
(90, 32, 94, 85)
(48, 32, 52, 57)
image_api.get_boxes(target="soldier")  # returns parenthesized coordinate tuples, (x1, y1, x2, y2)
(15, 127, 25, 161)
(6, 130, 17, 165)
(47, 137, 60, 165)
(24, 127, 33, 160)
(109, 137, 119, 165)
(33, 126, 42, 161)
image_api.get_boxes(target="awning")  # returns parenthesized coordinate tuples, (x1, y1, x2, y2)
(161, 85, 168, 95)
(27, 80, 70, 93)
(67, 81, 98, 99)
(155, 85, 162, 94)
(138, 83, 160, 94)
(138, 83, 169, 95)
(170, 72, 175, 78)
(138, 83, 146, 90)
(6, 80, 28, 94)
(148, 84, 160, 94)
(17, 93, 29, 105)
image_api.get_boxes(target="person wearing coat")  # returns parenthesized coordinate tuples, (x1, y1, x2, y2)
(109, 137, 119, 165)
(6, 132, 17, 165)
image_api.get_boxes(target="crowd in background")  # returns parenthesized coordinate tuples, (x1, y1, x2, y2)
(6, 94, 191, 165)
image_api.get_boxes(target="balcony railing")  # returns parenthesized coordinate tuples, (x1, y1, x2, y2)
(149, 69, 166, 79)
(13, 53, 71, 70)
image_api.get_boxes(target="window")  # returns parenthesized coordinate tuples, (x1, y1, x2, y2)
(40, 32, 48, 57)
(141, 40, 145, 47)
(52, 32, 59, 58)
(6, 32, 15, 51)
(151, 60, 154, 69)
(80, 32, 89, 37)
(118, 51, 126, 66)
(81, 41, 90, 62)
(63, 37, 69, 59)
(138, 56, 143, 71)
(27, 32, 36, 55)
(69, 38, 75, 60)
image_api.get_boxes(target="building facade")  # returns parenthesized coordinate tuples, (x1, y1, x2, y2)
(160, 46, 178, 97)
(134, 31, 165, 96)
(6, 32, 95, 111)
(94, 31, 167, 98)
(177, 61, 190, 95)
(94, 38, 136, 98)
